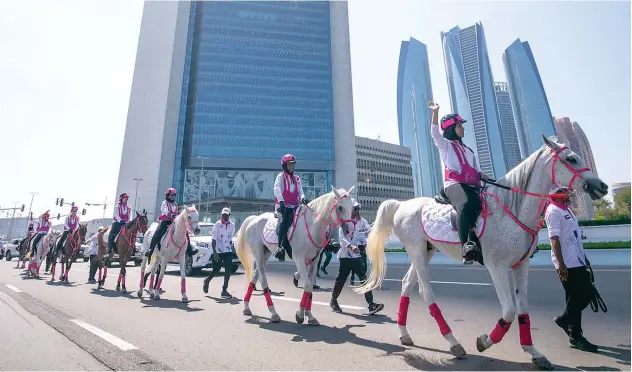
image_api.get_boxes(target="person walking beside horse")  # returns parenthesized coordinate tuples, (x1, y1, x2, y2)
(202, 207, 235, 299)
(348, 201, 370, 285)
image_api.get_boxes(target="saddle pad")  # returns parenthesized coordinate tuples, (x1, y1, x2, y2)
(262, 212, 299, 245)
(421, 201, 485, 244)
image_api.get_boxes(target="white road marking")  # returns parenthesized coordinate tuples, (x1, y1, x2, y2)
(70, 319, 137, 351)
(271, 295, 365, 310)
(382, 278, 491, 286)
(5, 284, 23, 293)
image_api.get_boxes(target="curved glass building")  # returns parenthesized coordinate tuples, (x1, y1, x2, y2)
(503, 38, 555, 157)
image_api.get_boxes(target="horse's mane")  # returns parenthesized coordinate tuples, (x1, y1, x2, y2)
(309, 189, 345, 223)
(497, 145, 551, 212)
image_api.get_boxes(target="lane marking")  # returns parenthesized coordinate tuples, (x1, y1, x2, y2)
(5, 284, 23, 293)
(382, 278, 491, 286)
(271, 295, 365, 310)
(70, 319, 138, 351)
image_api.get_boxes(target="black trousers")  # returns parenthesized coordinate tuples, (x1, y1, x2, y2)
(351, 245, 367, 280)
(318, 249, 332, 270)
(150, 221, 172, 251)
(108, 222, 125, 250)
(205, 252, 233, 291)
(32, 233, 45, 255)
(333, 257, 373, 305)
(559, 266, 594, 338)
(57, 230, 71, 251)
(277, 206, 295, 247)
(89, 255, 98, 280)
(444, 183, 481, 245)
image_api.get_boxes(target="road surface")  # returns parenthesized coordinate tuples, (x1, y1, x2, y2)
(0, 258, 629, 371)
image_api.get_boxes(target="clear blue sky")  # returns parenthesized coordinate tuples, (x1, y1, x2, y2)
(0, 0, 629, 220)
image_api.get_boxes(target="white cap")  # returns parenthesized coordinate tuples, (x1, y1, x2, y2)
(221, 207, 231, 215)
(352, 199, 360, 208)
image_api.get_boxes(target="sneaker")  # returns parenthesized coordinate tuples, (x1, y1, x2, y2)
(554, 316, 571, 337)
(330, 299, 342, 313)
(202, 278, 211, 294)
(569, 336, 599, 352)
(313, 284, 320, 290)
(368, 302, 384, 315)
(321, 267, 328, 276)
(221, 291, 232, 299)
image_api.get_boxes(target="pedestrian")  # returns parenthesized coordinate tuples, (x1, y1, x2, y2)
(546, 184, 598, 352)
(86, 229, 101, 284)
(202, 207, 235, 298)
(317, 241, 336, 277)
(330, 204, 384, 315)
(349, 201, 369, 285)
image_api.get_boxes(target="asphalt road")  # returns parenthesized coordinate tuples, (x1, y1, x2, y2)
(0, 259, 629, 371)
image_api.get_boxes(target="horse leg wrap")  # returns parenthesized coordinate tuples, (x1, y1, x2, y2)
(244, 283, 255, 303)
(103, 266, 108, 279)
(429, 303, 451, 336)
(263, 288, 274, 308)
(52, 263, 56, 277)
(98, 267, 102, 282)
(300, 291, 311, 310)
(139, 271, 145, 287)
(397, 296, 411, 326)
(180, 278, 186, 294)
(122, 275, 126, 287)
(117, 271, 122, 284)
(149, 274, 155, 290)
(518, 314, 533, 346)
(61, 263, 65, 275)
(490, 318, 512, 344)
(156, 278, 163, 291)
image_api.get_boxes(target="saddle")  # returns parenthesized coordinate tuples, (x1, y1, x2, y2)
(433, 186, 483, 232)
(263, 208, 301, 260)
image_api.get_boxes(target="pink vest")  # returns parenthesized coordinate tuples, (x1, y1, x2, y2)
(118, 204, 130, 222)
(67, 215, 78, 230)
(444, 141, 481, 186)
(281, 172, 300, 206)
(37, 220, 50, 233)
(158, 201, 178, 222)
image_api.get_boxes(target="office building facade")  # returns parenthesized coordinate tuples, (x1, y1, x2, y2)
(397, 37, 442, 197)
(441, 23, 507, 179)
(494, 82, 522, 170)
(503, 39, 555, 157)
(116, 1, 357, 225)
(355, 136, 414, 223)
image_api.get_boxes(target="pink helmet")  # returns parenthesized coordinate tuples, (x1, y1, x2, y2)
(281, 154, 296, 166)
(119, 193, 129, 201)
(71, 206, 79, 212)
(165, 188, 177, 196)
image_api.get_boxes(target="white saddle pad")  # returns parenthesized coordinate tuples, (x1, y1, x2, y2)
(421, 201, 485, 244)
(262, 213, 298, 245)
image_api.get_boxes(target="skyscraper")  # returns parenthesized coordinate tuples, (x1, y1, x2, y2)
(494, 82, 522, 170)
(397, 37, 442, 197)
(116, 1, 357, 222)
(441, 24, 507, 179)
(503, 38, 555, 157)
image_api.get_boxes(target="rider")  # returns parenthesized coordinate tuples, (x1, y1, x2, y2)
(107, 193, 130, 258)
(273, 154, 309, 261)
(56, 205, 80, 252)
(19, 222, 35, 253)
(31, 211, 51, 254)
(145, 187, 179, 258)
(429, 101, 489, 264)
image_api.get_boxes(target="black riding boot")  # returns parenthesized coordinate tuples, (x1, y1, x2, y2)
(458, 211, 481, 264)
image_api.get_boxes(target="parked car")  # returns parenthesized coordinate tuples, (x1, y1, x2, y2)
(0, 240, 7, 260)
(4, 238, 22, 261)
(168, 222, 241, 276)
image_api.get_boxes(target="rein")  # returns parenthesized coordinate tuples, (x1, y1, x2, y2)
(165, 209, 197, 260)
(119, 217, 149, 252)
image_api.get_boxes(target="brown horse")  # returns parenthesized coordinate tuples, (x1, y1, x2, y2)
(97, 212, 149, 292)
(17, 234, 34, 269)
(50, 224, 88, 283)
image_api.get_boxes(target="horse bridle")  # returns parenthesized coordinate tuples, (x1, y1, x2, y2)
(549, 145, 591, 192)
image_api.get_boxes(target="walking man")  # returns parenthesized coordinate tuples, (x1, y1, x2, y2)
(546, 185, 598, 352)
(86, 230, 101, 284)
(349, 201, 369, 285)
(203, 207, 235, 298)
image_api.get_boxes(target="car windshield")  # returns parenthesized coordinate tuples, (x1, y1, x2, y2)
(198, 225, 213, 236)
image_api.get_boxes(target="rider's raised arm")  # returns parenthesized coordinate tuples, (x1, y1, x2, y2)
(429, 101, 448, 151)
(273, 172, 284, 203)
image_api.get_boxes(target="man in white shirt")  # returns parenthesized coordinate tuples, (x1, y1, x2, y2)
(202, 208, 236, 299)
(86, 229, 101, 284)
(545, 185, 598, 352)
(349, 201, 370, 285)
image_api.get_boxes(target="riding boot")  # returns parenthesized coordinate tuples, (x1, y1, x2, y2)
(457, 211, 481, 263)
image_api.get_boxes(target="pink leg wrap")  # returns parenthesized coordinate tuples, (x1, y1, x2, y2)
(397, 296, 411, 326)
(61, 263, 65, 275)
(490, 318, 512, 344)
(117, 271, 122, 284)
(139, 271, 145, 287)
(98, 267, 102, 281)
(122, 275, 126, 287)
(429, 303, 451, 336)
(180, 278, 186, 294)
(149, 274, 155, 290)
(156, 278, 163, 291)
(300, 291, 312, 310)
(103, 265, 108, 278)
(244, 283, 255, 303)
(51, 263, 56, 277)
(518, 314, 533, 346)
(263, 289, 274, 308)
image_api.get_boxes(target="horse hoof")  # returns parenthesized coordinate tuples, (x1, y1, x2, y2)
(533, 357, 553, 371)
(270, 313, 281, 323)
(97, 283, 103, 289)
(450, 344, 467, 358)
(115, 285, 121, 292)
(476, 335, 491, 353)
(243, 308, 252, 316)
(137, 290, 143, 298)
(154, 293, 161, 300)
(122, 286, 127, 293)
(59, 275, 64, 281)
(293, 277, 299, 288)
(295, 311, 305, 324)
(182, 296, 189, 303)
(308, 318, 320, 326)
(399, 335, 414, 346)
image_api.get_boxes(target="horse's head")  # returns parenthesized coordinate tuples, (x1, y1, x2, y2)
(178, 204, 200, 235)
(330, 185, 356, 237)
(134, 212, 150, 234)
(78, 223, 88, 244)
(542, 135, 608, 200)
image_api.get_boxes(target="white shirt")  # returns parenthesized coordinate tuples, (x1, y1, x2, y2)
(86, 234, 99, 256)
(212, 220, 235, 254)
(350, 217, 370, 246)
(113, 204, 130, 222)
(337, 226, 361, 259)
(545, 204, 586, 270)
(273, 172, 305, 206)
(64, 215, 80, 231)
(431, 125, 481, 187)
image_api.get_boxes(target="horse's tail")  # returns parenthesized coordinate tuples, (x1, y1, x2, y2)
(355, 199, 401, 294)
(235, 215, 256, 283)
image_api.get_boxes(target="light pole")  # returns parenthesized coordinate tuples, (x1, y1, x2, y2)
(133, 178, 143, 213)
(25, 192, 37, 235)
(8, 201, 19, 240)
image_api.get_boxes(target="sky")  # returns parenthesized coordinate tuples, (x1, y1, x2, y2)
(0, 0, 629, 221)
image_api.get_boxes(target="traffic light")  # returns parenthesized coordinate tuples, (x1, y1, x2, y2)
(60, 198, 64, 207)
(20, 204, 24, 212)
(56, 198, 59, 206)
(82, 209, 86, 216)
(57, 213, 60, 220)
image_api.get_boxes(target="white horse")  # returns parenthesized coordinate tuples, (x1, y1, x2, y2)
(137, 205, 200, 302)
(355, 135, 608, 370)
(27, 230, 60, 278)
(235, 187, 355, 325)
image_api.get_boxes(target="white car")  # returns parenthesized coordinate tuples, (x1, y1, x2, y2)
(169, 222, 241, 276)
(3, 238, 22, 261)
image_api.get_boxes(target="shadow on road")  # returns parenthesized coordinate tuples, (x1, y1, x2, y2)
(90, 288, 139, 299)
(206, 295, 242, 305)
(339, 311, 397, 325)
(245, 315, 406, 355)
(594, 343, 631, 367)
(139, 297, 204, 312)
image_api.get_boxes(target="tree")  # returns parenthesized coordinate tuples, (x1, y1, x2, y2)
(593, 198, 616, 219)
(614, 187, 631, 217)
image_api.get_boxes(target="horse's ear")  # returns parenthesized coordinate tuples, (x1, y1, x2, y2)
(542, 134, 560, 151)
(136, 212, 140, 217)
(331, 185, 340, 198)
(348, 185, 356, 195)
